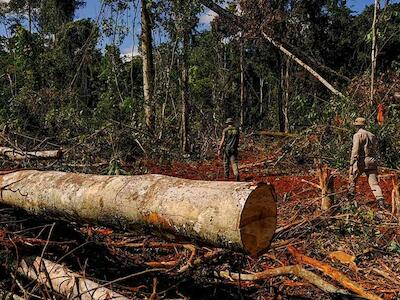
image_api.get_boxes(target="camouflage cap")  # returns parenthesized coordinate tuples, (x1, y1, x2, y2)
(225, 118, 234, 124)
(353, 117, 366, 126)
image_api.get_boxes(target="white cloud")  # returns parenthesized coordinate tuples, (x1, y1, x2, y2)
(121, 45, 140, 62)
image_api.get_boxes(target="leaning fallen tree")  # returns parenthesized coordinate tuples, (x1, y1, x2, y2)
(0, 170, 277, 256)
(0, 147, 62, 160)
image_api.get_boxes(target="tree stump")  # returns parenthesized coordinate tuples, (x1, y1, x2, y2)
(317, 164, 335, 211)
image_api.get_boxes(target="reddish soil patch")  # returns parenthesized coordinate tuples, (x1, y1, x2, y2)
(140, 151, 395, 205)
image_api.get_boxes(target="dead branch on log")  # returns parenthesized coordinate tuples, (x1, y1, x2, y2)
(18, 257, 128, 300)
(288, 246, 382, 300)
(0, 147, 62, 161)
(216, 265, 350, 295)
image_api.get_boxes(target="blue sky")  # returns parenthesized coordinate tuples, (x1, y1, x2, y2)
(1, 0, 399, 57)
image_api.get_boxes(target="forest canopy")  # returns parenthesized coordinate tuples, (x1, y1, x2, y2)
(0, 0, 399, 168)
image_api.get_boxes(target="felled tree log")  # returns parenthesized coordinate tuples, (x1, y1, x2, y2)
(18, 257, 128, 300)
(0, 170, 277, 256)
(0, 147, 62, 161)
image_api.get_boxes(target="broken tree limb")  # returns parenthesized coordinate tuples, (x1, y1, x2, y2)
(216, 265, 350, 295)
(18, 257, 128, 300)
(288, 246, 382, 300)
(0, 170, 277, 256)
(371, 268, 400, 287)
(0, 147, 62, 161)
(257, 131, 299, 138)
(260, 31, 345, 98)
(198, 0, 346, 98)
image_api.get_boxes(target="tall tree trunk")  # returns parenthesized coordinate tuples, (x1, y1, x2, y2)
(28, 0, 32, 33)
(278, 55, 285, 132)
(240, 36, 245, 127)
(181, 30, 190, 153)
(283, 58, 290, 133)
(370, 0, 379, 105)
(141, 0, 155, 133)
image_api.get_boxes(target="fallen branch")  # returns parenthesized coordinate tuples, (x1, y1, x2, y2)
(18, 257, 128, 300)
(257, 131, 299, 138)
(0, 147, 62, 161)
(371, 268, 400, 287)
(216, 265, 349, 295)
(288, 246, 382, 300)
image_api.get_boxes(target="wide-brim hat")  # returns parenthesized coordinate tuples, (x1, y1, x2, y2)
(225, 118, 234, 124)
(353, 117, 366, 126)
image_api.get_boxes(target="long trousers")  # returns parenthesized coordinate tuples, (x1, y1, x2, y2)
(349, 168, 384, 200)
(223, 151, 239, 181)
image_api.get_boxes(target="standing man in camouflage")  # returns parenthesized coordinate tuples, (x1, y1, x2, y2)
(348, 117, 386, 207)
(218, 118, 240, 181)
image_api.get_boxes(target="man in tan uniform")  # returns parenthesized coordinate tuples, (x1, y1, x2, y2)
(348, 117, 385, 206)
(218, 118, 240, 181)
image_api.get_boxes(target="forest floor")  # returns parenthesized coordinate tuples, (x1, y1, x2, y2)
(0, 135, 400, 299)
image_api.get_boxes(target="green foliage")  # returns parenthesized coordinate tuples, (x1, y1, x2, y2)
(0, 0, 399, 167)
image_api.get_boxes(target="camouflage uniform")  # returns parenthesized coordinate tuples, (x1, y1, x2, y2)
(220, 121, 240, 181)
(348, 123, 384, 201)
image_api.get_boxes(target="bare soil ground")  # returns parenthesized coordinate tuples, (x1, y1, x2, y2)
(0, 138, 399, 299)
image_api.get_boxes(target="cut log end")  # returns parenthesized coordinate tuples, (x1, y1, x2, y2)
(240, 183, 277, 256)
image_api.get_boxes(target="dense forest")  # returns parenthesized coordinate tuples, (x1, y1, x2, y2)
(0, 0, 399, 169)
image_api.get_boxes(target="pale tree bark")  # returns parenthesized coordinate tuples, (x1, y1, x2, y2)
(0, 170, 277, 256)
(0, 147, 62, 161)
(141, 0, 155, 133)
(18, 257, 128, 300)
(198, 0, 345, 99)
(278, 55, 285, 132)
(180, 30, 190, 153)
(283, 58, 290, 133)
(370, 0, 379, 104)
